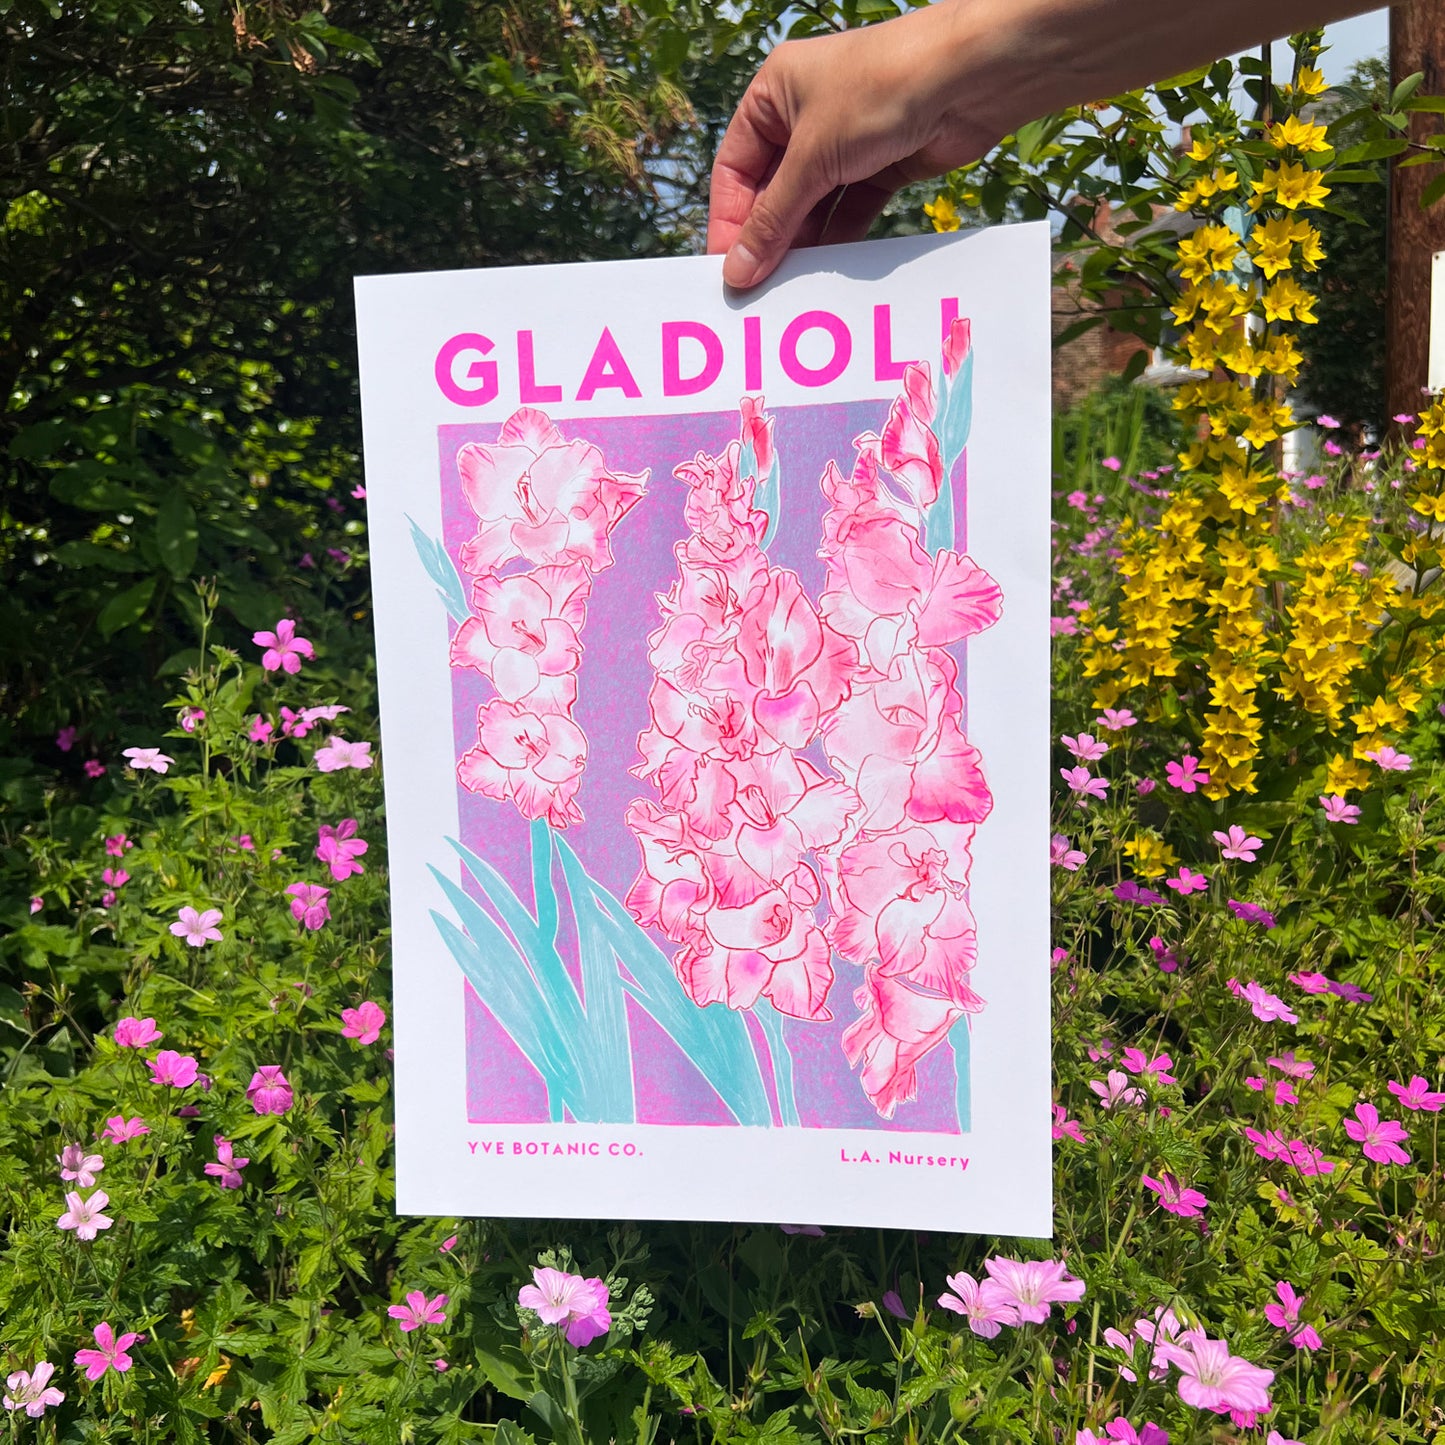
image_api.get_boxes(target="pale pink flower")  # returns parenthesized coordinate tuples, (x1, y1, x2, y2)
(74, 1322, 139, 1380)
(1051, 1104, 1085, 1144)
(1051, 834, 1087, 871)
(1213, 824, 1262, 861)
(458, 701, 585, 827)
(247, 1065, 293, 1115)
(29, 896, 42, 914)
(1120, 1048, 1176, 1085)
(1101, 456, 1122, 471)
(1173, 1336, 1274, 1413)
(113, 1016, 162, 1048)
(1165, 756, 1209, 793)
(1141, 1171, 1208, 1217)
(981, 1257, 1086, 1323)
(58, 1144, 104, 1188)
(1097, 708, 1138, 730)
(1388, 1075, 1445, 1111)
(439, 1235, 458, 1253)
(313, 736, 373, 772)
(3, 1360, 64, 1417)
(316, 819, 368, 880)
(286, 882, 331, 931)
(252, 617, 315, 674)
(1343, 1101, 1410, 1165)
(518, 1267, 612, 1346)
(1228, 979, 1298, 1024)
(57, 1189, 112, 1241)
(1165, 867, 1208, 895)
(1319, 794, 1360, 824)
(169, 906, 222, 947)
(1264, 1281, 1322, 1351)
(1318, 414, 1340, 428)
(122, 746, 173, 774)
(203, 1136, 249, 1189)
(937, 1270, 1021, 1338)
(1365, 745, 1411, 772)
(178, 707, 205, 733)
(1061, 766, 1108, 802)
(101, 1115, 149, 1144)
(1135, 777, 1156, 795)
(1288, 970, 1330, 994)
(1266, 1051, 1315, 1079)
(1061, 732, 1108, 762)
(341, 1001, 386, 1044)
(148, 1050, 199, 1088)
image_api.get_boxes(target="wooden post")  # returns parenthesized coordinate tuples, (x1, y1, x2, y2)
(1388, 1, 1445, 421)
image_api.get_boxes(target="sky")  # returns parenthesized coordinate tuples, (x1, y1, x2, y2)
(1290, 8, 1386, 78)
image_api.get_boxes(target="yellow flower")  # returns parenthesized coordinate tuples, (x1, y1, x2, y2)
(1175, 169, 1241, 210)
(1251, 161, 1331, 211)
(1123, 835, 1179, 878)
(1261, 276, 1317, 324)
(203, 1357, 233, 1391)
(924, 195, 960, 233)
(1267, 115, 1331, 154)
(1291, 66, 1328, 98)
(1185, 135, 1217, 164)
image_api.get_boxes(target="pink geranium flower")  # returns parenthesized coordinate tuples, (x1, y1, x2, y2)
(84, 759, 106, 778)
(1365, 745, 1411, 772)
(29, 895, 43, 914)
(313, 736, 373, 773)
(56, 726, 77, 752)
(1343, 1101, 1410, 1164)
(1288, 970, 1330, 995)
(1090, 1070, 1144, 1109)
(252, 618, 315, 674)
(517, 1266, 612, 1346)
(1051, 1104, 1085, 1144)
(102, 867, 129, 890)
(3, 1360, 64, 1417)
(1141, 1171, 1208, 1218)
(113, 1016, 162, 1048)
(1388, 1075, 1445, 1111)
(1228, 979, 1298, 1024)
(247, 1065, 293, 1115)
(981, 1257, 1086, 1323)
(1319, 794, 1360, 824)
(341, 1000, 386, 1045)
(104, 833, 132, 856)
(74, 1322, 139, 1381)
(101, 1115, 149, 1144)
(1050, 834, 1087, 871)
(1286, 1139, 1335, 1176)
(148, 1050, 199, 1088)
(1120, 1048, 1176, 1085)
(1173, 1336, 1274, 1413)
(1266, 1051, 1315, 1079)
(122, 747, 173, 774)
(57, 1189, 113, 1241)
(1165, 867, 1208, 895)
(169, 906, 223, 947)
(1213, 824, 1262, 861)
(1243, 1126, 1291, 1162)
(1061, 732, 1108, 762)
(1264, 1281, 1322, 1351)
(1101, 455, 1122, 471)
(286, 882, 331, 931)
(203, 1136, 249, 1189)
(58, 1144, 104, 1188)
(937, 1270, 1021, 1338)
(1060, 766, 1108, 802)
(1164, 756, 1209, 793)
(248, 715, 275, 744)
(1096, 708, 1137, 731)
(316, 819, 368, 880)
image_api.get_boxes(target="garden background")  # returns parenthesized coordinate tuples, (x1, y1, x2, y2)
(4, 1, 1445, 1440)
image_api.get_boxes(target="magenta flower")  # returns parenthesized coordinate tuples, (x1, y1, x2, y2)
(1061, 732, 1109, 762)
(1113, 881, 1164, 906)
(56, 726, 77, 752)
(148, 1050, 199, 1088)
(1243, 1126, 1291, 1162)
(113, 1016, 162, 1048)
(253, 617, 315, 674)
(1050, 834, 1087, 871)
(169, 906, 223, 947)
(1388, 1075, 1445, 1112)
(1319, 794, 1360, 824)
(286, 882, 331, 931)
(517, 1267, 612, 1345)
(1318, 413, 1340, 428)
(1141, 1171, 1208, 1218)
(3, 1360, 64, 1417)
(1090, 1071, 1144, 1109)
(1174, 1337, 1274, 1413)
(1135, 777, 1156, 795)
(1164, 756, 1209, 793)
(1101, 455, 1122, 471)
(29, 895, 42, 914)
(1365, 745, 1411, 772)
(1228, 979, 1298, 1025)
(981, 1257, 1085, 1323)
(74, 1322, 138, 1381)
(1212, 824, 1262, 862)
(1264, 1281, 1322, 1351)
(57, 1189, 113, 1241)
(1266, 1051, 1314, 1079)
(1097, 708, 1138, 731)
(104, 833, 132, 856)
(1120, 1048, 1176, 1085)
(314, 736, 373, 772)
(1343, 1101, 1410, 1165)
(122, 746, 173, 774)
(937, 1271, 1021, 1338)
(247, 1065, 293, 1115)
(102, 867, 130, 890)
(316, 819, 369, 880)
(1051, 1104, 1085, 1144)
(84, 759, 106, 778)
(1226, 898, 1276, 928)
(340, 1000, 387, 1045)
(1329, 978, 1372, 1003)
(1165, 867, 1208, 895)
(1148, 937, 1183, 972)
(58, 1144, 104, 1188)
(248, 716, 275, 744)
(1060, 766, 1108, 802)
(1286, 1139, 1335, 1176)
(101, 1115, 149, 1144)
(881, 1290, 909, 1320)
(203, 1136, 250, 1189)
(178, 707, 205, 733)
(1268, 1434, 1305, 1445)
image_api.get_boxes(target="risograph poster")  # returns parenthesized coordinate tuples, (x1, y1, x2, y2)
(355, 225, 1051, 1234)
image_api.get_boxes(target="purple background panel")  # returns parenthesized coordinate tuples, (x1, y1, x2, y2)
(440, 402, 966, 1133)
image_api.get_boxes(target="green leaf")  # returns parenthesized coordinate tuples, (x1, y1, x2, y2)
(156, 487, 199, 579)
(49, 462, 137, 511)
(97, 577, 157, 638)
(53, 540, 145, 573)
(1423, 171, 1445, 210)
(1335, 137, 1409, 165)
(1393, 71, 1426, 109)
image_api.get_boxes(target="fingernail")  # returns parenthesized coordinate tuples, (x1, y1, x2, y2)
(724, 243, 761, 290)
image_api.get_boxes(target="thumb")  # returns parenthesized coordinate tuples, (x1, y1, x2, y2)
(724, 139, 836, 290)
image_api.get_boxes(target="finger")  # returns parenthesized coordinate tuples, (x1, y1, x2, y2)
(816, 180, 895, 247)
(722, 136, 839, 290)
(706, 77, 791, 258)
